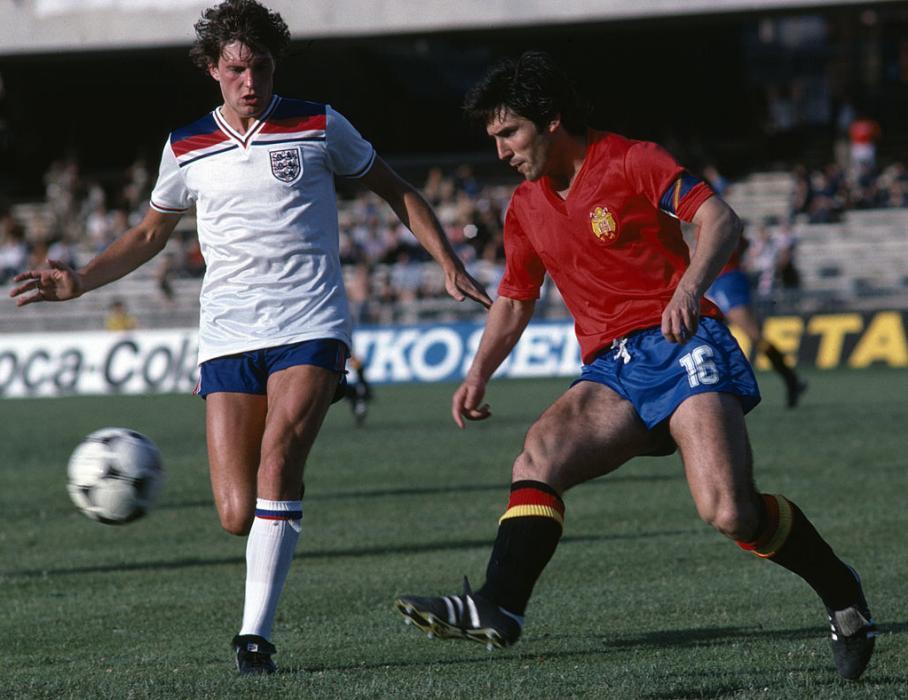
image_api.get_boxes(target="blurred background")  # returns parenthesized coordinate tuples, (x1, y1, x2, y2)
(1, 0, 906, 364)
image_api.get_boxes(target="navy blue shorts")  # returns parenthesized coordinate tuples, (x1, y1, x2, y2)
(706, 269, 751, 314)
(573, 317, 761, 429)
(197, 338, 348, 398)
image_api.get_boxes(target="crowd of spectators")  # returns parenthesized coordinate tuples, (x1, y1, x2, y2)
(0, 155, 514, 324)
(789, 160, 908, 224)
(2, 145, 907, 324)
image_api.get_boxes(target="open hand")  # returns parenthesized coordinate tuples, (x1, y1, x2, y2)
(9, 259, 82, 307)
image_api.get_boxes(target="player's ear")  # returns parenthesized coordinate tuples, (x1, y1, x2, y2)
(208, 60, 220, 81)
(546, 115, 561, 134)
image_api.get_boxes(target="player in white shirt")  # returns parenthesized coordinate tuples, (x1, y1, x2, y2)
(10, 0, 491, 675)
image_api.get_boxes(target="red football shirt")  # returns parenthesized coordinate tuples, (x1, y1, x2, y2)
(499, 131, 719, 364)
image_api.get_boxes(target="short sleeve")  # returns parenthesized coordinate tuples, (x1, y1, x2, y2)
(624, 141, 713, 222)
(149, 138, 193, 213)
(497, 203, 546, 300)
(325, 106, 376, 179)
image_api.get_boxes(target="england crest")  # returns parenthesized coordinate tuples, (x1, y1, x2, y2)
(269, 147, 302, 183)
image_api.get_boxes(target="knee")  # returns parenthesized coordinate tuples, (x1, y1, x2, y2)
(218, 499, 254, 536)
(697, 497, 761, 541)
(512, 428, 558, 486)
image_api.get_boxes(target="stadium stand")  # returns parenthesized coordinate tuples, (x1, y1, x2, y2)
(3, 161, 908, 334)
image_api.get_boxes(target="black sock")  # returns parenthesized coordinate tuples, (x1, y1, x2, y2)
(478, 480, 564, 615)
(738, 494, 859, 610)
(762, 342, 800, 387)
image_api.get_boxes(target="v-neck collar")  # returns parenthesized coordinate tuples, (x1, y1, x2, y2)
(540, 129, 593, 215)
(213, 95, 280, 149)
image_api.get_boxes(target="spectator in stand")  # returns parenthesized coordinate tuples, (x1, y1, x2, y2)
(0, 210, 28, 284)
(878, 163, 908, 208)
(773, 219, 801, 292)
(848, 113, 881, 176)
(789, 164, 813, 222)
(745, 222, 780, 300)
(105, 299, 138, 331)
(345, 261, 371, 324)
(155, 250, 179, 304)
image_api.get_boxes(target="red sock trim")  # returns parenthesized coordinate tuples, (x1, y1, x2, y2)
(737, 493, 793, 558)
(500, 486, 565, 527)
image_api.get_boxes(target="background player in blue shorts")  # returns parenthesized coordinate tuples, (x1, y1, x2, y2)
(707, 237, 807, 408)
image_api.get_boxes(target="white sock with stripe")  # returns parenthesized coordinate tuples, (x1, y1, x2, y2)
(239, 498, 302, 641)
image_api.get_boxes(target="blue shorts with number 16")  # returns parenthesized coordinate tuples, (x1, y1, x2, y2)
(573, 317, 761, 429)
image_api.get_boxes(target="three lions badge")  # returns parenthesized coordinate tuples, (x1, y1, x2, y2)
(589, 206, 618, 242)
(269, 148, 302, 183)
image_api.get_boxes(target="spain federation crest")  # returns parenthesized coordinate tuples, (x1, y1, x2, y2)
(589, 206, 618, 242)
(269, 147, 302, 183)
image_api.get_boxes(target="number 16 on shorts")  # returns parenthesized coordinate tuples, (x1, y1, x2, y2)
(679, 345, 720, 387)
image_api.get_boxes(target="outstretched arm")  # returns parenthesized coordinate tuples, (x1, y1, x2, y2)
(358, 156, 493, 309)
(10, 208, 182, 306)
(452, 295, 535, 428)
(661, 196, 742, 343)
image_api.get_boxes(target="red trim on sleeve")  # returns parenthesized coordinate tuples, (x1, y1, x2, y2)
(675, 181, 714, 222)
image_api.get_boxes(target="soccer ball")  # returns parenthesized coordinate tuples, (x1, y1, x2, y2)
(67, 428, 165, 524)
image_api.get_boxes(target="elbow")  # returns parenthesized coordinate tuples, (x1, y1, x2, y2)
(731, 211, 744, 240)
(718, 203, 744, 248)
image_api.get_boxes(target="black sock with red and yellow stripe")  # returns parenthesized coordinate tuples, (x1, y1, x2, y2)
(737, 493, 859, 610)
(477, 480, 565, 616)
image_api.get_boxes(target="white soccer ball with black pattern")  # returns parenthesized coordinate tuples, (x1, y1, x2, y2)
(67, 428, 165, 524)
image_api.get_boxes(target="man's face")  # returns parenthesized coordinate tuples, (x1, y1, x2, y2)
(209, 41, 275, 123)
(486, 108, 554, 181)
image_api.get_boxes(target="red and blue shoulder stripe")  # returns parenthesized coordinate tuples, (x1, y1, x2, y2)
(256, 98, 327, 146)
(170, 113, 236, 167)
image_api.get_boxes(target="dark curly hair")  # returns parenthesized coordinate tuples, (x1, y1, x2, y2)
(464, 51, 589, 136)
(189, 0, 291, 73)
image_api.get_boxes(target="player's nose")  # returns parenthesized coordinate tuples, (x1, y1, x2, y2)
(495, 139, 511, 161)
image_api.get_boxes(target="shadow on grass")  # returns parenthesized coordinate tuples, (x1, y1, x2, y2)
(154, 471, 679, 512)
(6, 528, 697, 578)
(294, 620, 907, 694)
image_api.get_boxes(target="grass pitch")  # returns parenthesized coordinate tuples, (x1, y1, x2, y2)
(1, 367, 906, 699)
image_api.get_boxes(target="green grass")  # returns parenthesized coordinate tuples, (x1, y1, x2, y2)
(1, 367, 906, 699)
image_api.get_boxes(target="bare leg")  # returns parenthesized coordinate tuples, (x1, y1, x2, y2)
(669, 391, 760, 540)
(206, 393, 267, 535)
(513, 380, 661, 493)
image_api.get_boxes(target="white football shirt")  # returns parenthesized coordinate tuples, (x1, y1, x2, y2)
(150, 95, 375, 364)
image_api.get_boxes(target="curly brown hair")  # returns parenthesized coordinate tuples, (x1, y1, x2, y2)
(189, 0, 291, 73)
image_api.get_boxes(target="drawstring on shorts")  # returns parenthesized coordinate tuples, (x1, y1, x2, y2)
(611, 337, 632, 364)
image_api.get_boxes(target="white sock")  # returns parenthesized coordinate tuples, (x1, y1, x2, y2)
(238, 498, 302, 641)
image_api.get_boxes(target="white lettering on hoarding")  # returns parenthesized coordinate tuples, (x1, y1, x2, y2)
(409, 328, 462, 382)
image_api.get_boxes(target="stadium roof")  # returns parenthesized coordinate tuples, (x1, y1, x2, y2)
(0, 0, 900, 56)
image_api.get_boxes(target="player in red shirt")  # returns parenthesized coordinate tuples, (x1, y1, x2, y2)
(396, 51, 875, 681)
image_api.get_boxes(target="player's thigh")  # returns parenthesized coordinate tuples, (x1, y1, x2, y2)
(206, 391, 268, 534)
(257, 363, 340, 499)
(515, 380, 657, 493)
(668, 391, 757, 536)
